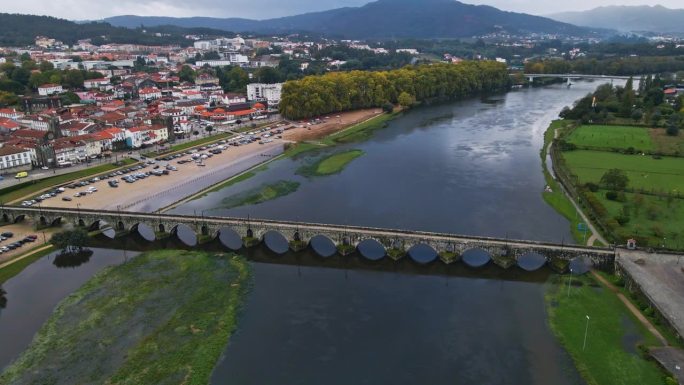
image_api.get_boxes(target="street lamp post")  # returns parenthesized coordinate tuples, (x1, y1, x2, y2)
(583, 315, 590, 351)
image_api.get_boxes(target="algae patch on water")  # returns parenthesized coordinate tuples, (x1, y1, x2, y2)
(218, 180, 300, 209)
(0, 250, 250, 385)
(297, 149, 364, 177)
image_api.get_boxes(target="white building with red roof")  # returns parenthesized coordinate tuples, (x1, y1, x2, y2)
(139, 87, 162, 101)
(0, 108, 23, 120)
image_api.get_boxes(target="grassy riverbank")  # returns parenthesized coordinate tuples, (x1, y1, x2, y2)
(541, 120, 594, 244)
(297, 150, 364, 177)
(219, 180, 300, 209)
(322, 112, 399, 145)
(546, 274, 668, 385)
(0, 250, 250, 385)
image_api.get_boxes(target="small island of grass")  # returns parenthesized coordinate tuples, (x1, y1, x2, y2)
(219, 180, 300, 209)
(0, 250, 250, 385)
(297, 149, 364, 177)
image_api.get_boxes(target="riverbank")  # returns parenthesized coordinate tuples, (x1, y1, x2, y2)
(545, 274, 672, 385)
(541, 120, 600, 245)
(0, 249, 250, 385)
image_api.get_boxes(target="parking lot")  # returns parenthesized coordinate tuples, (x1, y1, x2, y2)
(38, 137, 284, 213)
(0, 222, 56, 265)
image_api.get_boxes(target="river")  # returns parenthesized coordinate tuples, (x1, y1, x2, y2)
(1, 82, 611, 383)
(170, 82, 609, 242)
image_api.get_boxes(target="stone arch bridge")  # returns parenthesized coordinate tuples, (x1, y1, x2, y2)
(1, 206, 615, 267)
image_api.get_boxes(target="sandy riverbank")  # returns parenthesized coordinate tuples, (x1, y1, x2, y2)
(282, 108, 383, 142)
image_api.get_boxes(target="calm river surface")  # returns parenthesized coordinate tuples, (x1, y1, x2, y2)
(172, 82, 609, 242)
(1, 83, 614, 383)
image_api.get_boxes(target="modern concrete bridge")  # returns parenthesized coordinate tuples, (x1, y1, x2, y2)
(522, 73, 633, 84)
(1, 206, 616, 268)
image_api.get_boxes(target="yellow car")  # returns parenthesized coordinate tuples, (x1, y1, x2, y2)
(15, 171, 28, 179)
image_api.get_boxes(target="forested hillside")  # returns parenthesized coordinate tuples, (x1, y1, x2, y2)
(0, 14, 221, 46)
(279, 61, 510, 120)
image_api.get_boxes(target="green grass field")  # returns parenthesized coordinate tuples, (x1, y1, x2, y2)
(0, 159, 137, 204)
(562, 151, 684, 194)
(546, 275, 668, 385)
(593, 190, 684, 249)
(0, 250, 250, 385)
(297, 150, 364, 177)
(567, 125, 655, 152)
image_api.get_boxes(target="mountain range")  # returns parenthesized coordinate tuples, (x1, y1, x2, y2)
(549, 5, 684, 34)
(103, 0, 595, 39)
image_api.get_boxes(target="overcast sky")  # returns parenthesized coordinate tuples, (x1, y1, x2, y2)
(4, 0, 683, 20)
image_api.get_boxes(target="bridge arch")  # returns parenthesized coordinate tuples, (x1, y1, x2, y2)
(2, 213, 8, 223)
(407, 244, 439, 264)
(13, 214, 25, 223)
(262, 230, 288, 255)
(517, 252, 547, 271)
(39, 216, 47, 227)
(218, 227, 242, 251)
(357, 238, 386, 261)
(131, 223, 156, 242)
(171, 224, 197, 247)
(309, 234, 337, 258)
(462, 248, 492, 268)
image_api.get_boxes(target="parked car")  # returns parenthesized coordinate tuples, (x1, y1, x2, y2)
(62, 196, 73, 201)
(1, 232, 14, 238)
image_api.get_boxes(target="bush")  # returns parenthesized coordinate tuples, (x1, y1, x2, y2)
(382, 102, 394, 113)
(616, 214, 630, 226)
(666, 125, 679, 136)
(605, 191, 618, 201)
(585, 182, 599, 192)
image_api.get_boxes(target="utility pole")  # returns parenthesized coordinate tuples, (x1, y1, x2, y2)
(583, 315, 590, 351)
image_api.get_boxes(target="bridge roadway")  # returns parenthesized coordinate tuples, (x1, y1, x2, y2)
(522, 73, 634, 80)
(2, 206, 615, 267)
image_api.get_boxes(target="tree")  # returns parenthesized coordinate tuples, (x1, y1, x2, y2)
(51, 228, 89, 254)
(10, 67, 30, 85)
(205, 126, 213, 134)
(60, 91, 80, 105)
(62, 69, 84, 89)
(254, 66, 282, 84)
(178, 65, 195, 83)
(382, 102, 394, 113)
(0, 91, 19, 106)
(398, 91, 416, 108)
(600, 169, 629, 191)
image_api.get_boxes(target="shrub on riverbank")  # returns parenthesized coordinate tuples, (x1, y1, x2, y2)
(0, 250, 250, 385)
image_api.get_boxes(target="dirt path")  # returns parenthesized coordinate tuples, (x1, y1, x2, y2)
(547, 128, 607, 247)
(590, 270, 668, 346)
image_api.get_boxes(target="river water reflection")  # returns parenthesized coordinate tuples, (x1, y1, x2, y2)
(172, 82, 611, 243)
